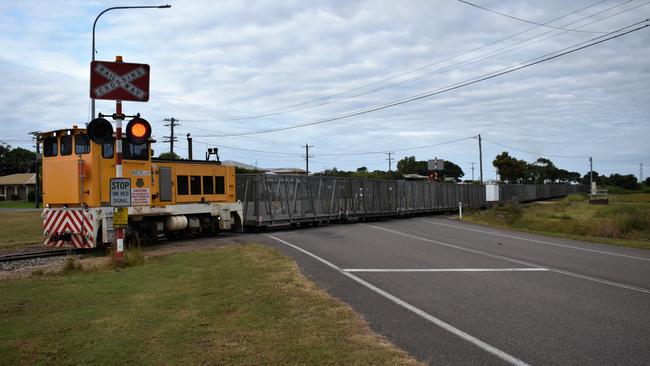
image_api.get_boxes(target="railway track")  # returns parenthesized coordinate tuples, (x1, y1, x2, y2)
(0, 248, 90, 263)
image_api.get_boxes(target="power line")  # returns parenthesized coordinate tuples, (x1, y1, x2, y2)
(457, 0, 606, 33)
(193, 135, 476, 158)
(481, 136, 589, 159)
(195, 20, 649, 138)
(187, 0, 616, 122)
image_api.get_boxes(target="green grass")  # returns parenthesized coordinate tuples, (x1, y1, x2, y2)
(0, 245, 422, 366)
(463, 194, 650, 250)
(0, 201, 37, 209)
(0, 211, 42, 250)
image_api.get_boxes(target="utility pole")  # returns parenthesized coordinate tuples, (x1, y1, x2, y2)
(469, 162, 476, 181)
(589, 156, 594, 193)
(385, 152, 395, 172)
(640, 163, 644, 182)
(187, 133, 193, 160)
(303, 143, 313, 175)
(478, 134, 483, 183)
(29, 131, 41, 208)
(163, 117, 180, 155)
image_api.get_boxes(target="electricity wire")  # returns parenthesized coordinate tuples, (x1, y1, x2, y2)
(457, 0, 607, 33)
(482, 137, 590, 159)
(185, 0, 616, 122)
(193, 20, 649, 138)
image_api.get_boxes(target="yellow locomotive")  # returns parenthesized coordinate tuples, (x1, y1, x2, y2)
(38, 120, 242, 248)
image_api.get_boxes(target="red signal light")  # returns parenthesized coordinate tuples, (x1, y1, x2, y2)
(126, 117, 151, 145)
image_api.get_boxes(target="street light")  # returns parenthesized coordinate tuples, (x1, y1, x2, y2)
(91, 4, 171, 119)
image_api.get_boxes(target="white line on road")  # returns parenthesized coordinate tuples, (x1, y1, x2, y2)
(419, 219, 650, 262)
(265, 233, 531, 366)
(367, 224, 650, 295)
(344, 268, 550, 272)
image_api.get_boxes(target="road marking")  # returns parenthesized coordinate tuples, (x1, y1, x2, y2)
(265, 233, 531, 366)
(419, 219, 650, 262)
(344, 268, 550, 272)
(367, 224, 650, 295)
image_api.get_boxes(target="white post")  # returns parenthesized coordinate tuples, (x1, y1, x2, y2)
(459, 201, 463, 219)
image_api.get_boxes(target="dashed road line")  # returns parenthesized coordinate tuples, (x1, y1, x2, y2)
(419, 219, 650, 262)
(367, 224, 650, 295)
(265, 233, 531, 366)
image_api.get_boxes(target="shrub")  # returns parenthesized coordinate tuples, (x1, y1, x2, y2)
(564, 194, 586, 203)
(594, 206, 650, 238)
(63, 257, 83, 272)
(109, 248, 145, 269)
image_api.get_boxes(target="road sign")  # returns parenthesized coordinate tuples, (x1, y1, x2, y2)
(90, 61, 150, 102)
(110, 178, 131, 207)
(113, 207, 128, 228)
(428, 159, 444, 171)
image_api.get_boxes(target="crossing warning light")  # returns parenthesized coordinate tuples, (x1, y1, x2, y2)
(126, 117, 151, 145)
(87, 117, 114, 144)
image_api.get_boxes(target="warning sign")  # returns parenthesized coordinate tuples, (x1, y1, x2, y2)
(131, 188, 151, 206)
(113, 207, 128, 228)
(110, 178, 131, 207)
(90, 60, 150, 102)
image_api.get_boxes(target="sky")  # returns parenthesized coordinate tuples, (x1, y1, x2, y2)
(0, 0, 648, 180)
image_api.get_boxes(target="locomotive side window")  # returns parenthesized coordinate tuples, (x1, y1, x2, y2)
(190, 176, 201, 195)
(215, 176, 225, 194)
(177, 175, 189, 195)
(122, 139, 149, 160)
(203, 176, 214, 194)
(60, 135, 72, 156)
(75, 134, 90, 154)
(102, 138, 114, 158)
(43, 137, 58, 157)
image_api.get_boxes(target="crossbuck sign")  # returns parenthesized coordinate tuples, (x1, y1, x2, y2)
(90, 61, 150, 102)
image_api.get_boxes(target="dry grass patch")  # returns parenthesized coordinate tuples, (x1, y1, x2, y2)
(464, 194, 650, 250)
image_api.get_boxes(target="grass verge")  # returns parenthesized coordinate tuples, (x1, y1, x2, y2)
(0, 244, 422, 365)
(0, 211, 42, 250)
(0, 201, 37, 209)
(463, 194, 650, 250)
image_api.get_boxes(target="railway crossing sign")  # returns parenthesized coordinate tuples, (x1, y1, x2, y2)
(110, 178, 132, 207)
(90, 60, 150, 102)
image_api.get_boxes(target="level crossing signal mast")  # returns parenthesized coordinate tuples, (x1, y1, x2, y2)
(87, 116, 152, 146)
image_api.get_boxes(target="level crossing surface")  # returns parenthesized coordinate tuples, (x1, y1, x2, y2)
(257, 217, 650, 365)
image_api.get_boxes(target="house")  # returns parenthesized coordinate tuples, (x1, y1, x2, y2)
(0, 173, 36, 201)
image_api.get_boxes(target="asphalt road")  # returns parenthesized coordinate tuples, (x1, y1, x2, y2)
(256, 217, 650, 365)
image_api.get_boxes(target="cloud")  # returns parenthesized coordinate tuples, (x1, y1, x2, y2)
(0, 0, 648, 178)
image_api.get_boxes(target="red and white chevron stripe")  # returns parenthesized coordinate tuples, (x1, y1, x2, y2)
(43, 208, 96, 248)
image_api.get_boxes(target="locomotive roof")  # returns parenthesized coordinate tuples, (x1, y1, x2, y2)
(38, 127, 155, 142)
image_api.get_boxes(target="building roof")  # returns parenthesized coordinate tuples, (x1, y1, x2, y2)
(0, 173, 35, 185)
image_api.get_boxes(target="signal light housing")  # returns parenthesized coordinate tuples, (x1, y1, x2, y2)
(126, 117, 151, 145)
(87, 118, 114, 144)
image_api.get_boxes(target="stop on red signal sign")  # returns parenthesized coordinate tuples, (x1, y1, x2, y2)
(90, 60, 150, 102)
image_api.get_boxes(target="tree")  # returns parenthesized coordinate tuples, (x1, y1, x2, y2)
(645, 177, 650, 186)
(158, 151, 181, 160)
(4, 147, 35, 174)
(493, 152, 527, 183)
(396, 156, 427, 176)
(606, 174, 638, 190)
(442, 161, 464, 181)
